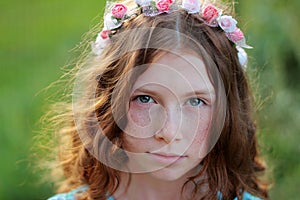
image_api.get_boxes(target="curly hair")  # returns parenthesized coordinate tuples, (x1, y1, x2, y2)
(42, 3, 269, 200)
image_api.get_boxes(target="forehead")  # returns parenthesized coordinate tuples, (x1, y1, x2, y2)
(132, 52, 214, 94)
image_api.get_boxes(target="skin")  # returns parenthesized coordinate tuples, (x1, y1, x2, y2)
(114, 51, 216, 200)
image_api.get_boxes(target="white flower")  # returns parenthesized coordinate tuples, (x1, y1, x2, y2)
(236, 38, 253, 49)
(217, 15, 237, 33)
(182, 0, 201, 13)
(104, 13, 123, 30)
(236, 46, 248, 68)
(135, 0, 152, 6)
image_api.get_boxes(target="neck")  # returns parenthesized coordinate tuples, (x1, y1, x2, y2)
(113, 172, 199, 200)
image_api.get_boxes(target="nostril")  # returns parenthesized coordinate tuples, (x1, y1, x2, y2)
(154, 118, 182, 143)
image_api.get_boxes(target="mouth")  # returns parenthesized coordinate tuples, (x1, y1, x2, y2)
(147, 152, 187, 164)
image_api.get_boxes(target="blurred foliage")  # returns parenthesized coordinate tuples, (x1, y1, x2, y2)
(0, 0, 103, 199)
(238, 0, 300, 199)
(0, 0, 299, 199)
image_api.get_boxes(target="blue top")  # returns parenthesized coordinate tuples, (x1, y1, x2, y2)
(48, 185, 261, 200)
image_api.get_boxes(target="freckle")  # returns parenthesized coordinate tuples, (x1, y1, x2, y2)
(194, 127, 210, 143)
(130, 109, 151, 127)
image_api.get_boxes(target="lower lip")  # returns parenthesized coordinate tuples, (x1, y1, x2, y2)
(149, 153, 186, 164)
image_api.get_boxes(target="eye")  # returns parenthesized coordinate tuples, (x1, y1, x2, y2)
(134, 95, 155, 104)
(187, 98, 205, 107)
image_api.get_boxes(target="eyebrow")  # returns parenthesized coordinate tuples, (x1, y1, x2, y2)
(132, 87, 215, 97)
(184, 90, 215, 97)
(132, 88, 159, 96)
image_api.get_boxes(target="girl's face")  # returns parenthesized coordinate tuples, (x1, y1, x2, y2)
(121, 51, 216, 181)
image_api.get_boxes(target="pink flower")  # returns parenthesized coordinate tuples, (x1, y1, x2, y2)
(111, 3, 127, 19)
(182, 0, 201, 13)
(202, 5, 219, 24)
(100, 30, 110, 39)
(156, 0, 174, 12)
(217, 15, 237, 33)
(225, 27, 244, 43)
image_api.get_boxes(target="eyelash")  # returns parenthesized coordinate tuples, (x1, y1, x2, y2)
(132, 95, 206, 107)
(133, 95, 155, 104)
(186, 97, 206, 107)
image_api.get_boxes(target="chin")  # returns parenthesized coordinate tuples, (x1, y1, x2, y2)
(149, 167, 190, 182)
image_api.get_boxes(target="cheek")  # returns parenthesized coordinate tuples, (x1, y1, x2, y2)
(125, 103, 166, 138)
(122, 108, 146, 153)
(187, 128, 211, 160)
(123, 103, 152, 139)
(195, 124, 210, 142)
(129, 105, 151, 127)
(183, 108, 213, 158)
(183, 107, 212, 141)
(122, 134, 140, 153)
(122, 133, 155, 153)
(123, 103, 167, 153)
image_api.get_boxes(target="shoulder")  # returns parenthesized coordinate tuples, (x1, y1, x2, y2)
(236, 191, 262, 200)
(47, 185, 115, 200)
(218, 191, 262, 200)
(244, 192, 262, 200)
(47, 185, 89, 200)
(49, 186, 260, 200)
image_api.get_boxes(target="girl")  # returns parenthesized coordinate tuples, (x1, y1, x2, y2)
(45, 0, 269, 199)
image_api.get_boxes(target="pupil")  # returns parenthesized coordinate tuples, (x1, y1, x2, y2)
(140, 96, 150, 103)
(190, 98, 200, 106)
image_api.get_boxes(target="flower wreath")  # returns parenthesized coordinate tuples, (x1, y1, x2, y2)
(92, 0, 252, 68)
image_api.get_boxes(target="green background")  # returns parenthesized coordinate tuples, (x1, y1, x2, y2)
(0, 0, 299, 199)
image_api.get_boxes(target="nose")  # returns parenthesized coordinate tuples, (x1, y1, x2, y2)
(154, 106, 183, 143)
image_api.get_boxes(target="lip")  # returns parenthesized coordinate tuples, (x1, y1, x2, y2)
(147, 152, 187, 164)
